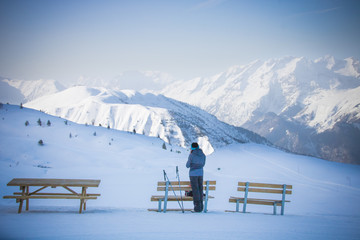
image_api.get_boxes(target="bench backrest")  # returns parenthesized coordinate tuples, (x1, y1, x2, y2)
(157, 181, 216, 192)
(238, 182, 292, 197)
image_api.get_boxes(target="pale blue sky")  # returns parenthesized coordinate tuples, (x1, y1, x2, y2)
(0, 0, 359, 83)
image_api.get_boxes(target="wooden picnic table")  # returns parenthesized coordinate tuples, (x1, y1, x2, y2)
(3, 178, 101, 213)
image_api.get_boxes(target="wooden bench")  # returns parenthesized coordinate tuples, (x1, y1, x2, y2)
(228, 181, 292, 215)
(148, 180, 216, 213)
(3, 178, 101, 213)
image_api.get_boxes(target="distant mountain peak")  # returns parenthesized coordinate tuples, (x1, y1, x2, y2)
(161, 55, 360, 164)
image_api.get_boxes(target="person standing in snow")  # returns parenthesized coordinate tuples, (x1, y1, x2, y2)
(186, 142, 206, 212)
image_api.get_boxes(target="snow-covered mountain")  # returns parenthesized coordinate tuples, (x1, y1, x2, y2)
(24, 86, 268, 154)
(0, 77, 65, 104)
(161, 56, 360, 164)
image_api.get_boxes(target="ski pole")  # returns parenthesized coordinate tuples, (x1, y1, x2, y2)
(176, 166, 185, 213)
(163, 170, 183, 212)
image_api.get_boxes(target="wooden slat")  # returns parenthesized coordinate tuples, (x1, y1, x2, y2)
(229, 198, 287, 206)
(148, 208, 193, 212)
(229, 197, 290, 203)
(7, 178, 101, 187)
(13, 192, 101, 196)
(3, 195, 98, 200)
(237, 187, 292, 194)
(158, 181, 190, 186)
(151, 195, 214, 201)
(238, 182, 292, 189)
(157, 186, 216, 191)
(157, 181, 216, 186)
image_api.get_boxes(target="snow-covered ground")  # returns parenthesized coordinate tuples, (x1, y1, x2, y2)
(1, 104, 360, 239)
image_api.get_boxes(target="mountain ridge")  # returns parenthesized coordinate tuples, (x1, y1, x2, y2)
(161, 56, 360, 164)
(24, 86, 269, 155)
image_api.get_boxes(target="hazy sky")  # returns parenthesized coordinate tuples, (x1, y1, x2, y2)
(1, 0, 359, 84)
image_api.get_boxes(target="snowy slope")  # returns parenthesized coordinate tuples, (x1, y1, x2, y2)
(0, 78, 65, 104)
(161, 56, 360, 164)
(0, 104, 360, 239)
(24, 86, 268, 155)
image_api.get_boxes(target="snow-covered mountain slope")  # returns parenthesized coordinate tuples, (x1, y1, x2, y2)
(1, 104, 360, 240)
(24, 86, 268, 154)
(161, 56, 360, 164)
(0, 78, 65, 104)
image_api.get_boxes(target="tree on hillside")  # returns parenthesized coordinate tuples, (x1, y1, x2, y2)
(25, 121, 29, 126)
(47, 120, 51, 126)
(38, 139, 44, 146)
(162, 142, 167, 150)
(37, 118, 42, 126)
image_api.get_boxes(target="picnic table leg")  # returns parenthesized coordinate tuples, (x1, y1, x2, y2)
(83, 187, 87, 211)
(26, 186, 29, 211)
(18, 186, 25, 214)
(18, 200, 24, 214)
(79, 187, 86, 214)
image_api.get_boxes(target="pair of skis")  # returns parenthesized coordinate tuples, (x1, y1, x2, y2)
(163, 166, 184, 213)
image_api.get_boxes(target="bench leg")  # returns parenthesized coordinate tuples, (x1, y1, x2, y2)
(158, 199, 162, 212)
(273, 202, 277, 215)
(236, 199, 240, 212)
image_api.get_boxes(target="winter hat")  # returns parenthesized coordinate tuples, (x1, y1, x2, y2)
(191, 142, 199, 150)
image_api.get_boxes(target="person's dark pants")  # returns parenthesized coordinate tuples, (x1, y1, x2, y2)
(190, 176, 203, 212)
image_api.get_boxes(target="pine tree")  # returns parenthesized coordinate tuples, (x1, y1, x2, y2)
(162, 142, 167, 150)
(38, 140, 44, 146)
(47, 120, 51, 126)
(64, 120, 68, 125)
(133, 129, 136, 134)
(37, 118, 42, 126)
(93, 132, 97, 136)
(25, 121, 29, 126)
(20, 103, 23, 109)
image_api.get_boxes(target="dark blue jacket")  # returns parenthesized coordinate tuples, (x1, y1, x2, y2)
(186, 148, 206, 176)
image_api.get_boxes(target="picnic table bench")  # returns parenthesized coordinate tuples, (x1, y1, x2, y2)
(227, 181, 292, 215)
(3, 178, 101, 213)
(149, 180, 216, 213)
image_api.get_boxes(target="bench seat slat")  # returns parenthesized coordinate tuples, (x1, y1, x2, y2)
(229, 197, 290, 203)
(148, 208, 193, 212)
(237, 187, 292, 194)
(157, 181, 216, 186)
(151, 195, 214, 201)
(157, 186, 216, 191)
(238, 182, 292, 189)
